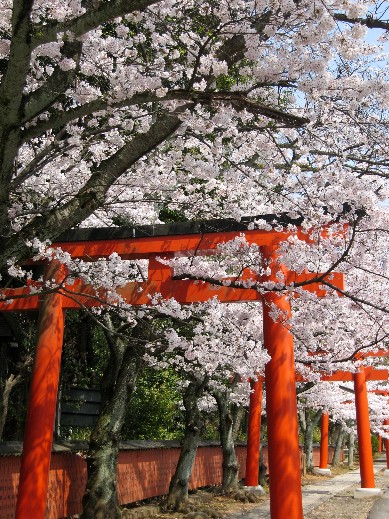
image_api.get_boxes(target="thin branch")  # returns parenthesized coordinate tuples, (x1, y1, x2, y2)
(22, 89, 309, 142)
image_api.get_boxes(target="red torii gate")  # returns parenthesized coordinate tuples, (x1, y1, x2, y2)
(0, 215, 345, 519)
(311, 368, 387, 498)
(245, 366, 388, 493)
(316, 350, 389, 489)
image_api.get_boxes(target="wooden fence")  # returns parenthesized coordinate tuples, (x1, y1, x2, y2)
(0, 441, 338, 518)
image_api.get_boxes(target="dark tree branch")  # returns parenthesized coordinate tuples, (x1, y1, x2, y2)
(1, 107, 186, 270)
(31, 0, 161, 48)
(334, 13, 389, 31)
(22, 89, 308, 143)
(21, 41, 83, 123)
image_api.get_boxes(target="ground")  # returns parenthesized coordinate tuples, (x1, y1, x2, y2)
(119, 466, 388, 519)
(304, 471, 388, 519)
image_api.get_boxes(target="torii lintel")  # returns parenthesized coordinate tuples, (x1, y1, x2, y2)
(0, 218, 345, 312)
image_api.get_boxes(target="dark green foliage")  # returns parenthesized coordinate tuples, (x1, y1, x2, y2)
(60, 312, 187, 442)
(123, 368, 184, 440)
(61, 311, 109, 387)
(158, 206, 188, 223)
(0, 314, 36, 440)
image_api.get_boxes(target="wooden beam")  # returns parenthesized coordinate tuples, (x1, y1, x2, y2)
(295, 367, 388, 382)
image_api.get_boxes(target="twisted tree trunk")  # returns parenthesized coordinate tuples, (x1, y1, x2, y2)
(166, 378, 207, 511)
(0, 322, 32, 441)
(0, 374, 22, 440)
(80, 318, 144, 519)
(213, 389, 239, 491)
(299, 408, 322, 472)
(332, 423, 345, 467)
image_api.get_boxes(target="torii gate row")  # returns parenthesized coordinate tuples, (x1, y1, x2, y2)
(246, 367, 388, 498)
(313, 349, 389, 488)
(304, 350, 389, 485)
(319, 386, 389, 468)
(0, 214, 346, 519)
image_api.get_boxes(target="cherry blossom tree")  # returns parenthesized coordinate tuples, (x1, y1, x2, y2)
(1, 1, 389, 517)
(0, 0, 388, 273)
(1, 0, 388, 351)
(144, 299, 268, 510)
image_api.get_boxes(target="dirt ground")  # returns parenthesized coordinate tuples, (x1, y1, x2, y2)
(120, 466, 389, 519)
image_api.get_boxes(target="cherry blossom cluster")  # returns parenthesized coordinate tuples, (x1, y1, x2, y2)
(1, 0, 389, 426)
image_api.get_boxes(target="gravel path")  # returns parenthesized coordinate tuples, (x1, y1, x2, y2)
(222, 464, 389, 519)
(305, 472, 388, 519)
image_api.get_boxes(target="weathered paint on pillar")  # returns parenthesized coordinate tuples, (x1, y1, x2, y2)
(245, 377, 262, 486)
(319, 413, 329, 469)
(262, 247, 303, 519)
(15, 262, 65, 519)
(353, 369, 375, 488)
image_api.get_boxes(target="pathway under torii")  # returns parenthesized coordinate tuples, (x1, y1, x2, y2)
(0, 212, 346, 519)
(246, 365, 388, 498)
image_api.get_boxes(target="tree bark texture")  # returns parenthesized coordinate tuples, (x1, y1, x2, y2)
(332, 423, 345, 467)
(214, 390, 239, 491)
(231, 402, 245, 441)
(0, 374, 21, 440)
(81, 320, 144, 519)
(166, 379, 206, 511)
(348, 429, 355, 467)
(304, 410, 322, 472)
(0, 323, 31, 441)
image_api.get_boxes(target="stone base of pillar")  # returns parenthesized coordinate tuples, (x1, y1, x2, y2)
(313, 467, 332, 476)
(354, 488, 382, 499)
(242, 485, 265, 495)
(384, 469, 389, 477)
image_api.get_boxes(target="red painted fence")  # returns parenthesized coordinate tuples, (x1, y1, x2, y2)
(0, 441, 339, 519)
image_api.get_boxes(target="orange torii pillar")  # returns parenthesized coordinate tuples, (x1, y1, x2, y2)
(353, 368, 381, 498)
(262, 248, 303, 519)
(314, 412, 331, 476)
(15, 263, 65, 519)
(244, 377, 263, 489)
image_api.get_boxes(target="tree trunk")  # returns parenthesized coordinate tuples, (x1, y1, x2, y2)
(348, 429, 355, 468)
(231, 402, 245, 441)
(81, 319, 144, 519)
(304, 410, 322, 472)
(299, 408, 322, 473)
(332, 423, 345, 467)
(213, 390, 239, 492)
(0, 329, 31, 441)
(166, 379, 206, 511)
(0, 374, 21, 440)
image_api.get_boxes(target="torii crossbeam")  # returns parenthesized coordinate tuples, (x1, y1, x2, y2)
(0, 214, 345, 519)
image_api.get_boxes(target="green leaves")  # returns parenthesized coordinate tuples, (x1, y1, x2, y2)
(123, 367, 184, 440)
